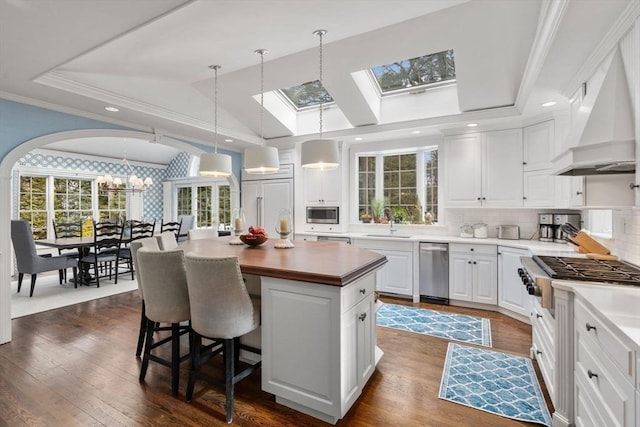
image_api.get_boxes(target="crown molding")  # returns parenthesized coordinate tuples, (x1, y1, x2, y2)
(515, 0, 569, 111)
(562, 0, 640, 98)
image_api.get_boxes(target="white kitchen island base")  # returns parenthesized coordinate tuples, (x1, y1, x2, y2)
(261, 272, 381, 424)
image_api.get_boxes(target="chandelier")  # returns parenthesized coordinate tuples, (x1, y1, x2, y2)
(97, 150, 153, 193)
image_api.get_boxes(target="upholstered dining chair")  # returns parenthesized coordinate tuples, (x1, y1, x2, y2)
(156, 231, 179, 251)
(187, 228, 219, 240)
(11, 220, 78, 297)
(136, 248, 192, 396)
(129, 236, 161, 357)
(183, 254, 261, 423)
(177, 214, 194, 243)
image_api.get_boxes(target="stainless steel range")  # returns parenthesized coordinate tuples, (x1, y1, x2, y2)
(519, 255, 640, 312)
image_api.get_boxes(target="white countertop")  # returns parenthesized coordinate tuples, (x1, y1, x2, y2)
(553, 280, 640, 350)
(298, 231, 582, 256)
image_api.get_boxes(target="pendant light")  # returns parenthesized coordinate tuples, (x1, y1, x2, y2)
(301, 29, 339, 171)
(244, 49, 280, 174)
(200, 65, 232, 178)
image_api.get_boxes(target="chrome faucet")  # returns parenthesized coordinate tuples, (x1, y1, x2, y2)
(389, 220, 397, 234)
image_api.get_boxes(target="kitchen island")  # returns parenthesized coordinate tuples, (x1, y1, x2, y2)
(180, 238, 387, 424)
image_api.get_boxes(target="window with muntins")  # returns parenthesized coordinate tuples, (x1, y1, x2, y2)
(19, 176, 48, 239)
(356, 147, 438, 224)
(53, 178, 93, 224)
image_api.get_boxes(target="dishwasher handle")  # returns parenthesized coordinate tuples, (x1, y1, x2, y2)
(419, 246, 448, 252)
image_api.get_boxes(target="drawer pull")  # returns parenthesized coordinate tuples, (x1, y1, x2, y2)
(536, 313, 542, 319)
(359, 288, 366, 294)
(587, 369, 598, 379)
(358, 313, 367, 322)
(585, 323, 596, 332)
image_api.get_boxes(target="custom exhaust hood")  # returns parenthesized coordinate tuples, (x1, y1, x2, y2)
(553, 48, 636, 176)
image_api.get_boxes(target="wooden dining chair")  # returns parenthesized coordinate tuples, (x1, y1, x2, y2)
(79, 220, 124, 287)
(118, 219, 156, 280)
(11, 220, 78, 297)
(52, 219, 82, 282)
(160, 218, 182, 243)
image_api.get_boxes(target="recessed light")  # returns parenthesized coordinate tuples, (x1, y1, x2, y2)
(412, 130, 421, 134)
(104, 106, 119, 112)
(355, 137, 363, 141)
(467, 123, 478, 127)
(541, 101, 557, 107)
(224, 139, 233, 143)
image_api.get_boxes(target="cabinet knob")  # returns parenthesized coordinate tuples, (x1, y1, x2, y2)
(536, 313, 542, 319)
(523, 196, 527, 200)
(468, 261, 472, 264)
(587, 369, 598, 379)
(523, 161, 527, 165)
(482, 197, 486, 201)
(585, 323, 596, 332)
(470, 248, 474, 251)
(535, 350, 542, 356)
(359, 288, 366, 294)
(473, 261, 477, 265)
(576, 191, 583, 195)
(358, 313, 367, 321)
(477, 197, 481, 201)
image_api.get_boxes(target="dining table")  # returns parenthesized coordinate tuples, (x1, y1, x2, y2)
(179, 236, 387, 425)
(35, 235, 131, 285)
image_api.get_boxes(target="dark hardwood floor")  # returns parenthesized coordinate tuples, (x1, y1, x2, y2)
(0, 291, 551, 426)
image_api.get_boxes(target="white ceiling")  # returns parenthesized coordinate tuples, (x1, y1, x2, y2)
(0, 0, 634, 164)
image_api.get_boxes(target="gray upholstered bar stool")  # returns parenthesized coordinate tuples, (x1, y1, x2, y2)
(183, 254, 261, 423)
(136, 248, 191, 396)
(129, 237, 160, 357)
(155, 231, 179, 251)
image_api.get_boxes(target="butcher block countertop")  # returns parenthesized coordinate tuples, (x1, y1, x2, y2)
(180, 237, 387, 287)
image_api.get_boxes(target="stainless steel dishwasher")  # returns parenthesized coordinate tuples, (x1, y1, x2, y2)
(419, 242, 449, 304)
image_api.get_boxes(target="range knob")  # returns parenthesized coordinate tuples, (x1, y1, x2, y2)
(517, 268, 525, 277)
(526, 285, 536, 295)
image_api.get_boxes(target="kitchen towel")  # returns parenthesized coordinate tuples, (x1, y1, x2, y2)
(376, 303, 492, 347)
(439, 343, 552, 426)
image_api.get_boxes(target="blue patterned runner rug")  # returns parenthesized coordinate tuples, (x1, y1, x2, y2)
(376, 303, 492, 347)
(439, 343, 552, 426)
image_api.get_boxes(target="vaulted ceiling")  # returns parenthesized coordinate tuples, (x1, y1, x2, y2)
(0, 0, 634, 162)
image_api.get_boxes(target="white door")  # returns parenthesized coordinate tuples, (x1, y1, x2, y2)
(483, 129, 523, 207)
(523, 169, 555, 207)
(473, 254, 497, 304)
(523, 120, 554, 171)
(261, 179, 294, 236)
(448, 253, 473, 301)
(444, 134, 482, 207)
(498, 247, 531, 318)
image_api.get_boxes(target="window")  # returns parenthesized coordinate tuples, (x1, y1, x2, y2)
(176, 182, 230, 229)
(19, 176, 48, 239)
(356, 147, 439, 224)
(279, 80, 334, 109)
(97, 188, 127, 222)
(53, 178, 93, 224)
(358, 156, 376, 217)
(371, 49, 455, 94)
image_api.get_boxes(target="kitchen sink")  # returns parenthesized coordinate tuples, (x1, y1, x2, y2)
(365, 234, 413, 239)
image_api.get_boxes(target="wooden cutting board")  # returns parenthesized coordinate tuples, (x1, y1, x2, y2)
(573, 231, 610, 255)
(585, 253, 618, 261)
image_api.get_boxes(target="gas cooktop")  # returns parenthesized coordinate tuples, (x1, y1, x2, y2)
(534, 256, 640, 286)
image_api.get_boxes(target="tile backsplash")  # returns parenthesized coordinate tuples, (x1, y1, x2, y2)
(610, 207, 640, 265)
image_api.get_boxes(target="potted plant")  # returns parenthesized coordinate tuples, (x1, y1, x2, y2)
(360, 213, 372, 223)
(371, 198, 384, 223)
(392, 206, 405, 223)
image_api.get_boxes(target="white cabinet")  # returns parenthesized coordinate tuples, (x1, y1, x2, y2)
(261, 272, 377, 424)
(523, 120, 554, 171)
(523, 169, 555, 207)
(445, 130, 523, 207)
(497, 246, 531, 320)
(352, 239, 413, 297)
(303, 167, 341, 206)
(242, 178, 293, 236)
(570, 176, 585, 207)
(449, 244, 497, 304)
(573, 298, 636, 427)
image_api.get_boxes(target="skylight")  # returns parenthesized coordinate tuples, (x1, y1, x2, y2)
(279, 80, 334, 110)
(371, 49, 455, 94)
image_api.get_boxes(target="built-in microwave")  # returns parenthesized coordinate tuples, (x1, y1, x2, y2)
(306, 206, 339, 224)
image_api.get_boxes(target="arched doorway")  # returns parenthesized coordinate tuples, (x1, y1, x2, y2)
(0, 129, 239, 344)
